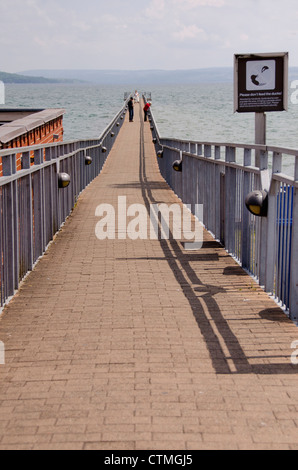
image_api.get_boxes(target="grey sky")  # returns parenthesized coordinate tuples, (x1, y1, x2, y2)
(1, 0, 298, 72)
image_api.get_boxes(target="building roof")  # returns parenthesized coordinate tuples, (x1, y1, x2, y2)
(0, 108, 66, 144)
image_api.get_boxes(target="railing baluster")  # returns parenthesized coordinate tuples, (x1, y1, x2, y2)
(289, 156, 298, 321)
(0, 101, 127, 308)
(148, 108, 298, 320)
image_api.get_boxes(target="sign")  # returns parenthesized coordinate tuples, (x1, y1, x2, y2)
(234, 53, 288, 113)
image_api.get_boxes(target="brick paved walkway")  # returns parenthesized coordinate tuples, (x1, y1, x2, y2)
(0, 103, 298, 450)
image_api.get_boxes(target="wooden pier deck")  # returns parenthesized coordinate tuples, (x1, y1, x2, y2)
(0, 103, 298, 450)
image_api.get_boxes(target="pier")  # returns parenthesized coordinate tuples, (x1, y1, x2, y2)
(0, 98, 298, 450)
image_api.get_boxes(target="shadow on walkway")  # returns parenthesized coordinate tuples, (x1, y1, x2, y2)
(137, 106, 297, 376)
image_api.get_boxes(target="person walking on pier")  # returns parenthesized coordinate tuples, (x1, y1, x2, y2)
(128, 97, 134, 122)
(134, 90, 140, 103)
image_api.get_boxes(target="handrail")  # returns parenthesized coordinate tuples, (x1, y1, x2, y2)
(159, 137, 298, 158)
(0, 98, 129, 308)
(0, 99, 129, 159)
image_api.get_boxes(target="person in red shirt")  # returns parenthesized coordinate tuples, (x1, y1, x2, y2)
(143, 102, 151, 122)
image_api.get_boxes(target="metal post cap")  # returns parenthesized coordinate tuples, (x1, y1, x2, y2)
(245, 190, 268, 217)
(58, 172, 71, 188)
(173, 160, 182, 172)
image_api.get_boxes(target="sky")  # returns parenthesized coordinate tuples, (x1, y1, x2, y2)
(1, 0, 298, 72)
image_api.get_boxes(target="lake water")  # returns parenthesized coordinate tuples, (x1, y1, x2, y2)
(2, 82, 298, 172)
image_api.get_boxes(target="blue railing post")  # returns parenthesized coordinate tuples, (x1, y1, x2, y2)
(289, 156, 298, 321)
(265, 152, 282, 295)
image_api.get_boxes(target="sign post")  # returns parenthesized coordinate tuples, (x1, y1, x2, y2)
(234, 52, 288, 167)
(235, 53, 289, 287)
(255, 112, 266, 168)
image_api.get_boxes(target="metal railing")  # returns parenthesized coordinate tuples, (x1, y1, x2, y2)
(148, 104, 298, 322)
(0, 101, 128, 308)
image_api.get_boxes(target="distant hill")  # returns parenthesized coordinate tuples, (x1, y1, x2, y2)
(20, 68, 234, 85)
(0, 70, 81, 84)
(17, 67, 298, 86)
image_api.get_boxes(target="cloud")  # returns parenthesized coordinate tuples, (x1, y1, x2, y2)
(145, 0, 166, 19)
(173, 0, 226, 8)
(173, 24, 206, 41)
(25, 0, 56, 26)
(1, 0, 298, 72)
(33, 36, 47, 48)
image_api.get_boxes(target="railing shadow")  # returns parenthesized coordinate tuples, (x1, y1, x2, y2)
(137, 109, 297, 375)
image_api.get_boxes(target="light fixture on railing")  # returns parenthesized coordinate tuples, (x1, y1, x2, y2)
(58, 172, 71, 189)
(152, 138, 157, 144)
(157, 150, 163, 159)
(173, 160, 182, 172)
(245, 190, 268, 217)
(85, 156, 92, 165)
(111, 132, 115, 138)
(102, 146, 107, 153)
